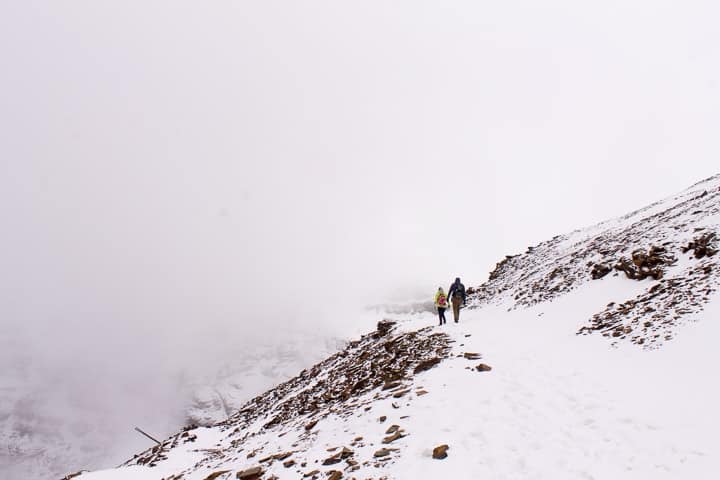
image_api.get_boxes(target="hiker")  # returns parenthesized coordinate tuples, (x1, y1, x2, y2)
(447, 277, 466, 323)
(434, 287, 448, 325)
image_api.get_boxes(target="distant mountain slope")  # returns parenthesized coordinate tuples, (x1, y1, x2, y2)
(469, 174, 720, 348)
(74, 175, 720, 480)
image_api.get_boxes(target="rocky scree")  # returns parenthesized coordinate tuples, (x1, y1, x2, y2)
(120, 320, 452, 479)
(466, 176, 720, 348)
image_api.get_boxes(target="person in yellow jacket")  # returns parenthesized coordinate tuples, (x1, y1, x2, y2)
(434, 287, 449, 325)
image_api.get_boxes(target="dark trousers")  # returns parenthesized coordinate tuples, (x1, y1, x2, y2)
(437, 307, 447, 325)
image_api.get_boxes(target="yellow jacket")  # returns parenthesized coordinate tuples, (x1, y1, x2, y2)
(434, 290, 448, 308)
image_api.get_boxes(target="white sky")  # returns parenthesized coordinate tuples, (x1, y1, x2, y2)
(0, 2, 719, 466)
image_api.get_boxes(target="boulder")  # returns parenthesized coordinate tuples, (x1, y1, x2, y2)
(432, 444, 449, 459)
(236, 466, 264, 480)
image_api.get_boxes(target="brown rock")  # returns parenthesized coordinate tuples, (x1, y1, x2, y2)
(385, 424, 400, 434)
(382, 380, 403, 391)
(432, 444, 449, 459)
(236, 466, 264, 479)
(327, 471, 343, 480)
(378, 416, 387, 423)
(463, 352, 482, 360)
(392, 389, 411, 398)
(414, 357, 441, 374)
(382, 431, 404, 444)
(305, 420, 318, 431)
(283, 459, 295, 468)
(373, 448, 394, 457)
(204, 471, 230, 480)
(273, 452, 292, 461)
(475, 363, 492, 372)
(303, 469, 320, 478)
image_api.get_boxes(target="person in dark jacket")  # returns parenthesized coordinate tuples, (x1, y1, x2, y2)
(447, 277, 466, 323)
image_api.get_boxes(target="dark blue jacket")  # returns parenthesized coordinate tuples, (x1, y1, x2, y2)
(448, 281, 466, 303)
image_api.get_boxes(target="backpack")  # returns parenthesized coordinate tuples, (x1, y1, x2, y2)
(453, 283, 465, 298)
(437, 294, 448, 307)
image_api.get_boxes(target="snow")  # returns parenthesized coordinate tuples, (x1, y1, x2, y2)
(48, 175, 720, 479)
(80, 273, 720, 479)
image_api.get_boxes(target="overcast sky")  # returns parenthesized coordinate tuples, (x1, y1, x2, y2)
(1, 1, 719, 469)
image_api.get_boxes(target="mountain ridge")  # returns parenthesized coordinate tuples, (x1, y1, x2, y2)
(73, 174, 720, 480)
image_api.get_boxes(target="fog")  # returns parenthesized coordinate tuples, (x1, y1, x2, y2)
(1, 0, 719, 475)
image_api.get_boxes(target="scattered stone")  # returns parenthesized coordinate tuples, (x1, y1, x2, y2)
(382, 431, 405, 444)
(591, 263, 612, 279)
(413, 357, 442, 374)
(475, 363, 492, 372)
(392, 389, 411, 398)
(463, 352, 482, 360)
(327, 471, 342, 480)
(204, 472, 230, 480)
(303, 469, 320, 478)
(432, 444, 449, 459)
(305, 420, 318, 431)
(385, 425, 400, 434)
(683, 232, 718, 258)
(236, 466, 264, 480)
(382, 380, 403, 391)
(373, 448, 396, 457)
(416, 389, 428, 396)
(283, 459, 295, 468)
(378, 415, 387, 422)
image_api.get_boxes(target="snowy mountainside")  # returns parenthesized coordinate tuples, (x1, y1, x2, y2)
(469, 174, 720, 348)
(74, 175, 720, 480)
(0, 329, 343, 480)
(185, 334, 346, 426)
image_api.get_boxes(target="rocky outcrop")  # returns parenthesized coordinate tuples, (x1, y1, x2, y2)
(466, 175, 720, 348)
(123, 321, 453, 478)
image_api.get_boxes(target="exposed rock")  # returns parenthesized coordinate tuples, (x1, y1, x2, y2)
(204, 471, 230, 480)
(382, 431, 405, 444)
(385, 425, 400, 434)
(463, 352, 482, 360)
(683, 232, 718, 258)
(327, 471, 342, 480)
(475, 363, 492, 372)
(283, 459, 295, 468)
(413, 357, 441, 374)
(432, 444, 449, 459)
(373, 448, 396, 457)
(382, 380, 402, 391)
(392, 389, 411, 398)
(236, 466, 263, 479)
(590, 263, 612, 279)
(375, 319, 397, 337)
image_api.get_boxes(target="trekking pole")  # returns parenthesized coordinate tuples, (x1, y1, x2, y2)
(134, 426, 162, 445)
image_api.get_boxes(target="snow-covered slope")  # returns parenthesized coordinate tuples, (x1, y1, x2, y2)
(72, 175, 720, 480)
(0, 329, 344, 480)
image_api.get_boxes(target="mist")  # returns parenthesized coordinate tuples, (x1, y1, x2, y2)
(1, 0, 719, 476)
